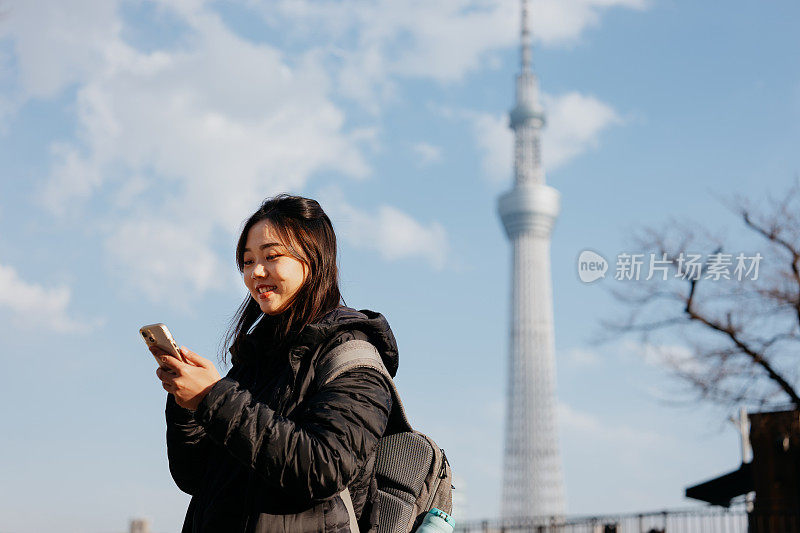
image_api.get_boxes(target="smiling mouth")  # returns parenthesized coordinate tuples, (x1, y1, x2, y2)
(256, 285, 276, 298)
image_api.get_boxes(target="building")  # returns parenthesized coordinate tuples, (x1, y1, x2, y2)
(129, 518, 151, 533)
(497, 0, 566, 519)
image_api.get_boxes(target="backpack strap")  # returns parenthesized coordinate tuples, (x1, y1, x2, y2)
(320, 339, 413, 533)
(316, 339, 412, 432)
(340, 487, 360, 533)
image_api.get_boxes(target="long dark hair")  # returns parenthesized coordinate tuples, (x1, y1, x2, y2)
(223, 194, 343, 362)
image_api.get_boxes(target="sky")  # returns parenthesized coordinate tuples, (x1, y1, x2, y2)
(1, 0, 799, 531)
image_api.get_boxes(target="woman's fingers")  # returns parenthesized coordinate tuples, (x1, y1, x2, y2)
(159, 355, 182, 372)
(153, 346, 219, 410)
(179, 347, 208, 368)
(156, 366, 175, 380)
(149, 346, 170, 357)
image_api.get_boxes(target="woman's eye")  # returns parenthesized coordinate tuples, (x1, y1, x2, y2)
(243, 259, 254, 266)
(266, 254, 280, 261)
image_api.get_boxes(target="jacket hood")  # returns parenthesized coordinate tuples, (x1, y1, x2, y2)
(295, 306, 400, 377)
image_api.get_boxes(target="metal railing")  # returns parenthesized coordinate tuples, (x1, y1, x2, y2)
(454, 507, 800, 532)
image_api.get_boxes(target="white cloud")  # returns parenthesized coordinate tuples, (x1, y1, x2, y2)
(265, 0, 649, 51)
(320, 188, 449, 270)
(2, 0, 636, 303)
(411, 142, 443, 166)
(0, 262, 95, 333)
(104, 214, 227, 304)
(256, 0, 650, 109)
(40, 13, 370, 223)
(532, 0, 649, 45)
(259, 0, 517, 113)
(5, 3, 372, 303)
(467, 91, 620, 183)
(0, 0, 120, 100)
(469, 112, 514, 184)
(542, 91, 621, 169)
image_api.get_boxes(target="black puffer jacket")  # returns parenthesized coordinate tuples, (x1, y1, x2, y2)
(165, 307, 396, 532)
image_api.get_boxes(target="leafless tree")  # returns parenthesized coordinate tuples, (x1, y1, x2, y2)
(604, 179, 800, 411)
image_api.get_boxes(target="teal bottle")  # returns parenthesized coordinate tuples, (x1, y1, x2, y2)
(416, 508, 455, 533)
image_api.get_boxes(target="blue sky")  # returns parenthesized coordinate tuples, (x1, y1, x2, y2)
(1, 0, 799, 531)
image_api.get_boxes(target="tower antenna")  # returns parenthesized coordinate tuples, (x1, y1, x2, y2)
(521, 0, 532, 71)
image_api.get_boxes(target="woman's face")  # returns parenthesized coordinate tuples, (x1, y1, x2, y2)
(242, 219, 309, 315)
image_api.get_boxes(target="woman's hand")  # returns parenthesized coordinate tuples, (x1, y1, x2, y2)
(155, 347, 222, 411)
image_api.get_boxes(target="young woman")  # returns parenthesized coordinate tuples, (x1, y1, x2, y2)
(154, 194, 397, 532)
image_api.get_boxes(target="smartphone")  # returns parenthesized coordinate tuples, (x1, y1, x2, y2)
(139, 323, 187, 365)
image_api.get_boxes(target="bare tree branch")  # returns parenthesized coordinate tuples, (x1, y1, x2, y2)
(683, 291, 800, 407)
(608, 180, 800, 412)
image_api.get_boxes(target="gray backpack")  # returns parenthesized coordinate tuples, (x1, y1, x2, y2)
(316, 339, 453, 533)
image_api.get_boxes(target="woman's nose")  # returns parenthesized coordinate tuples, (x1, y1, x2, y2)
(252, 263, 266, 278)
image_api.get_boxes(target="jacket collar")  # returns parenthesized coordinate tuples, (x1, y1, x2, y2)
(240, 306, 400, 378)
(292, 306, 400, 377)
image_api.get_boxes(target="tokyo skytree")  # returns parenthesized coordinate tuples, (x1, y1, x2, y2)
(497, 0, 566, 519)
